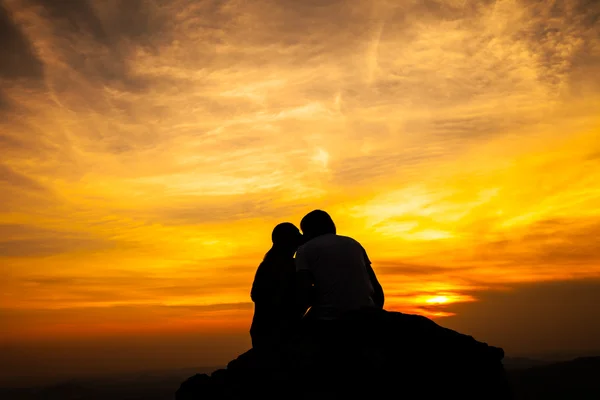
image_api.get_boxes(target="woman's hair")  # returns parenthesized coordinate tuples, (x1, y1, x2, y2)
(263, 222, 301, 261)
(271, 222, 301, 246)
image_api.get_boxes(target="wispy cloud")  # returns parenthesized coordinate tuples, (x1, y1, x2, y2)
(0, 0, 599, 357)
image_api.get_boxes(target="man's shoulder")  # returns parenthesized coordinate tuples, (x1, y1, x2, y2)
(301, 234, 362, 250)
(332, 235, 365, 250)
(298, 234, 333, 253)
(335, 234, 360, 243)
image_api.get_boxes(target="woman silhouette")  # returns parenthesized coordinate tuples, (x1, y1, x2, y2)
(250, 222, 305, 352)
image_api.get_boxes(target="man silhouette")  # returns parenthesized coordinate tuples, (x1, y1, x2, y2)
(295, 210, 384, 320)
(291, 211, 509, 399)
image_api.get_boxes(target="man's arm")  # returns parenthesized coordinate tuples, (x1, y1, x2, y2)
(363, 249, 384, 309)
(295, 247, 314, 317)
(295, 270, 314, 317)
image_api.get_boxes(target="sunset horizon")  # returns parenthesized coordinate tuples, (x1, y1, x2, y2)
(1, 0, 600, 387)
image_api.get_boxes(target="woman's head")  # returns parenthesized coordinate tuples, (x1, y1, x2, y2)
(271, 222, 303, 252)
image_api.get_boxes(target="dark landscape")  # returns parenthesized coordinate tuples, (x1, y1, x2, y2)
(1, 356, 599, 400)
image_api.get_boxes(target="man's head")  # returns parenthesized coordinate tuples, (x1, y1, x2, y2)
(300, 210, 336, 241)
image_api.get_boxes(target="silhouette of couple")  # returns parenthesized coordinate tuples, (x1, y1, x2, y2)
(244, 210, 511, 398)
(250, 209, 384, 353)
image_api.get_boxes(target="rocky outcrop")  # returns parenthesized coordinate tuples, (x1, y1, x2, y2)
(176, 309, 511, 400)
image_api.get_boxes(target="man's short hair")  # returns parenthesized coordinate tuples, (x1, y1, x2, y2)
(300, 210, 336, 239)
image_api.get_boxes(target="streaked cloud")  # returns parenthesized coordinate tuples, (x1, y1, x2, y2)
(0, 0, 599, 370)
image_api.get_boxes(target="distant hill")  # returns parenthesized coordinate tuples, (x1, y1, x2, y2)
(503, 356, 551, 370)
(0, 366, 221, 400)
(1, 358, 599, 399)
(508, 357, 600, 400)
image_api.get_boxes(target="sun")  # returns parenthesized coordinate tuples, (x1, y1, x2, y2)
(426, 296, 449, 304)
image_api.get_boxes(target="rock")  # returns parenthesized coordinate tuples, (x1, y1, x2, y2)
(210, 369, 228, 385)
(176, 310, 512, 400)
(175, 374, 213, 400)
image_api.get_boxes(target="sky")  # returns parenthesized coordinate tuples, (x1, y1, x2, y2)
(1, 0, 600, 385)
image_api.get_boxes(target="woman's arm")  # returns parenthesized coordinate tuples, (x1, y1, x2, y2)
(250, 260, 275, 304)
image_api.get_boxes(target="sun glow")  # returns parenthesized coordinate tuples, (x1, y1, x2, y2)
(426, 296, 450, 305)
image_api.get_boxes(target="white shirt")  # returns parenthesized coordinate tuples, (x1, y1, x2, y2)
(295, 234, 375, 319)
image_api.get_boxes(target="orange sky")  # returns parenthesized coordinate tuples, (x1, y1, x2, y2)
(1, 0, 600, 384)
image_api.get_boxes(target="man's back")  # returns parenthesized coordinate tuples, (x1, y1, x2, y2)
(295, 233, 375, 319)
